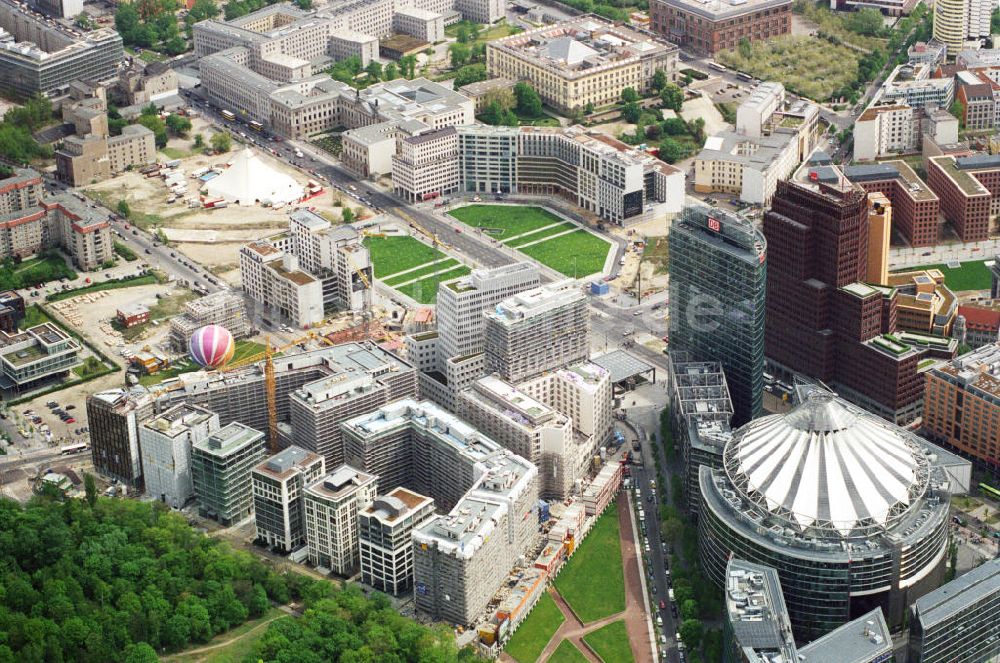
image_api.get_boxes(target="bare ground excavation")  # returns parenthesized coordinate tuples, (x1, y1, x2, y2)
(502, 496, 648, 663)
(83, 117, 369, 286)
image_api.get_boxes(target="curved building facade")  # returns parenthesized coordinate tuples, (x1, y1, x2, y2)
(699, 391, 951, 641)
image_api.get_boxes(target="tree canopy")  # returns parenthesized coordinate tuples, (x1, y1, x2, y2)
(514, 82, 543, 118)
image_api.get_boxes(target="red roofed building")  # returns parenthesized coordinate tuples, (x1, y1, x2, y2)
(959, 304, 1000, 348)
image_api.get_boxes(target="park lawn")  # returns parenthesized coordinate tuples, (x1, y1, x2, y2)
(583, 620, 634, 663)
(554, 508, 625, 623)
(504, 592, 565, 663)
(364, 235, 446, 278)
(891, 260, 992, 291)
(396, 266, 471, 304)
(382, 258, 459, 286)
(0, 254, 77, 290)
(165, 608, 283, 663)
(549, 640, 590, 663)
(449, 204, 564, 238)
(505, 222, 577, 247)
(47, 274, 159, 302)
(21, 304, 52, 328)
(642, 237, 669, 274)
(518, 231, 611, 278)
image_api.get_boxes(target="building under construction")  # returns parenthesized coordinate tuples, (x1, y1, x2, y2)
(154, 343, 417, 454)
(169, 290, 252, 352)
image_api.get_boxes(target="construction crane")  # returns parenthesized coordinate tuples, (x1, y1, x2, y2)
(346, 253, 374, 341)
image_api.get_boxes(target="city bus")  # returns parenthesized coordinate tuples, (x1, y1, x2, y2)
(708, 61, 727, 72)
(220, 109, 236, 122)
(249, 120, 263, 132)
(980, 483, 1000, 501)
(60, 442, 89, 455)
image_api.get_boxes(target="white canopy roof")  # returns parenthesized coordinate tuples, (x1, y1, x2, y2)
(204, 148, 303, 207)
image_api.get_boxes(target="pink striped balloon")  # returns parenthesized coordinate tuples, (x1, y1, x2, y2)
(189, 325, 235, 368)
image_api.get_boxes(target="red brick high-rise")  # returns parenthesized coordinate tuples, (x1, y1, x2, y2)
(764, 179, 956, 424)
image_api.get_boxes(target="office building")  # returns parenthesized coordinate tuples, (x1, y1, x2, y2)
(191, 422, 267, 525)
(154, 343, 417, 448)
(853, 103, 920, 161)
(27, 0, 82, 19)
(666, 352, 733, 513)
(884, 269, 958, 336)
(484, 281, 589, 384)
(358, 487, 435, 595)
(139, 404, 219, 509)
(168, 290, 251, 353)
(668, 207, 766, 425)
(933, 0, 991, 56)
(455, 124, 685, 225)
(486, 16, 678, 113)
(117, 60, 178, 106)
(251, 446, 326, 552)
(519, 362, 613, 455)
(723, 559, 894, 663)
(303, 465, 378, 576)
(412, 262, 541, 409)
(412, 445, 538, 624)
(0, 290, 24, 333)
(838, 162, 940, 247)
(926, 154, 1000, 243)
(239, 210, 373, 325)
(459, 374, 582, 499)
(700, 390, 961, 641)
(695, 84, 820, 205)
(957, 304, 1000, 348)
(0, 167, 113, 270)
(0, 323, 80, 393)
(391, 126, 460, 203)
(923, 343, 1000, 473)
(908, 558, 1000, 663)
(0, 1, 122, 96)
(764, 179, 957, 424)
(86, 387, 154, 490)
(879, 63, 955, 109)
(649, 0, 791, 54)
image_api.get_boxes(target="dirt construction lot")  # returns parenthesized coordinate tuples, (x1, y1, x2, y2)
(83, 117, 369, 286)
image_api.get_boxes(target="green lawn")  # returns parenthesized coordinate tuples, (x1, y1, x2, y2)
(165, 608, 283, 663)
(518, 230, 611, 278)
(583, 620, 634, 663)
(0, 253, 76, 290)
(363, 235, 447, 278)
(549, 640, 590, 663)
(396, 266, 472, 304)
(892, 260, 992, 291)
(21, 304, 52, 329)
(506, 222, 577, 248)
(382, 258, 459, 286)
(47, 274, 159, 302)
(449, 204, 564, 238)
(642, 237, 669, 274)
(139, 340, 266, 386)
(504, 593, 565, 663)
(554, 508, 625, 623)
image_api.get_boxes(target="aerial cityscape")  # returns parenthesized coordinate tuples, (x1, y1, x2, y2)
(2, 0, 1000, 659)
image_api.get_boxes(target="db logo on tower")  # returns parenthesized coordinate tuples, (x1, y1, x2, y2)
(708, 216, 720, 232)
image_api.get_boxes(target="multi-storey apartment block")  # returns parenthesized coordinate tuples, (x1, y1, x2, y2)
(0, 167, 114, 270)
(391, 126, 460, 203)
(486, 16, 678, 113)
(0, 1, 122, 96)
(303, 464, 378, 576)
(0, 323, 80, 392)
(909, 557, 1000, 663)
(923, 342, 1000, 474)
(191, 422, 267, 525)
(251, 446, 326, 552)
(86, 387, 154, 490)
(359, 487, 435, 595)
(518, 362, 613, 458)
(484, 281, 589, 384)
(168, 290, 251, 353)
(239, 242, 323, 328)
(926, 154, 1000, 242)
(649, 0, 791, 55)
(139, 404, 220, 509)
(457, 124, 685, 225)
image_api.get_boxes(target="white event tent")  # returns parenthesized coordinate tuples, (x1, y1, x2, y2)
(204, 148, 303, 206)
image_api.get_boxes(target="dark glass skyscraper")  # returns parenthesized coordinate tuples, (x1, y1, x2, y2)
(668, 207, 767, 425)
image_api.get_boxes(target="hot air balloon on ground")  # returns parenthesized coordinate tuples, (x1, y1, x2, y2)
(189, 325, 235, 369)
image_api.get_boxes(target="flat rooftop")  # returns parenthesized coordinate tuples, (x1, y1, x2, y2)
(930, 156, 990, 197)
(725, 559, 796, 658)
(143, 403, 215, 438)
(363, 486, 434, 522)
(305, 463, 377, 501)
(656, 0, 792, 20)
(797, 609, 891, 663)
(912, 557, 1000, 628)
(487, 281, 583, 324)
(194, 421, 263, 456)
(254, 444, 322, 480)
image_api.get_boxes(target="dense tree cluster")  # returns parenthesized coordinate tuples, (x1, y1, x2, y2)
(115, 0, 187, 56)
(137, 104, 168, 149)
(0, 95, 54, 164)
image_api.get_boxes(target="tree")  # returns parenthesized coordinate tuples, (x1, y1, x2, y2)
(193, 133, 204, 149)
(136, 114, 167, 148)
(950, 99, 965, 126)
(584, 101, 595, 115)
(848, 7, 885, 36)
(84, 473, 97, 508)
(210, 131, 231, 154)
(384, 62, 398, 80)
(482, 87, 515, 112)
(117, 200, 131, 218)
(293, 0, 311, 8)
(659, 137, 687, 164)
(680, 619, 704, 650)
(456, 23, 472, 43)
(663, 117, 687, 135)
(621, 87, 639, 104)
(622, 101, 640, 124)
(660, 516, 684, 543)
(660, 84, 684, 112)
(681, 599, 699, 620)
(399, 55, 417, 79)
(453, 64, 487, 87)
(688, 117, 706, 143)
(185, 0, 219, 24)
(341, 206, 354, 223)
(449, 42, 471, 68)
(738, 37, 752, 59)
(165, 114, 192, 137)
(652, 69, 668, 92)
(123, 643, 158, 663)
(514, 81, 543, 118)
(365, 60, 382, 81)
